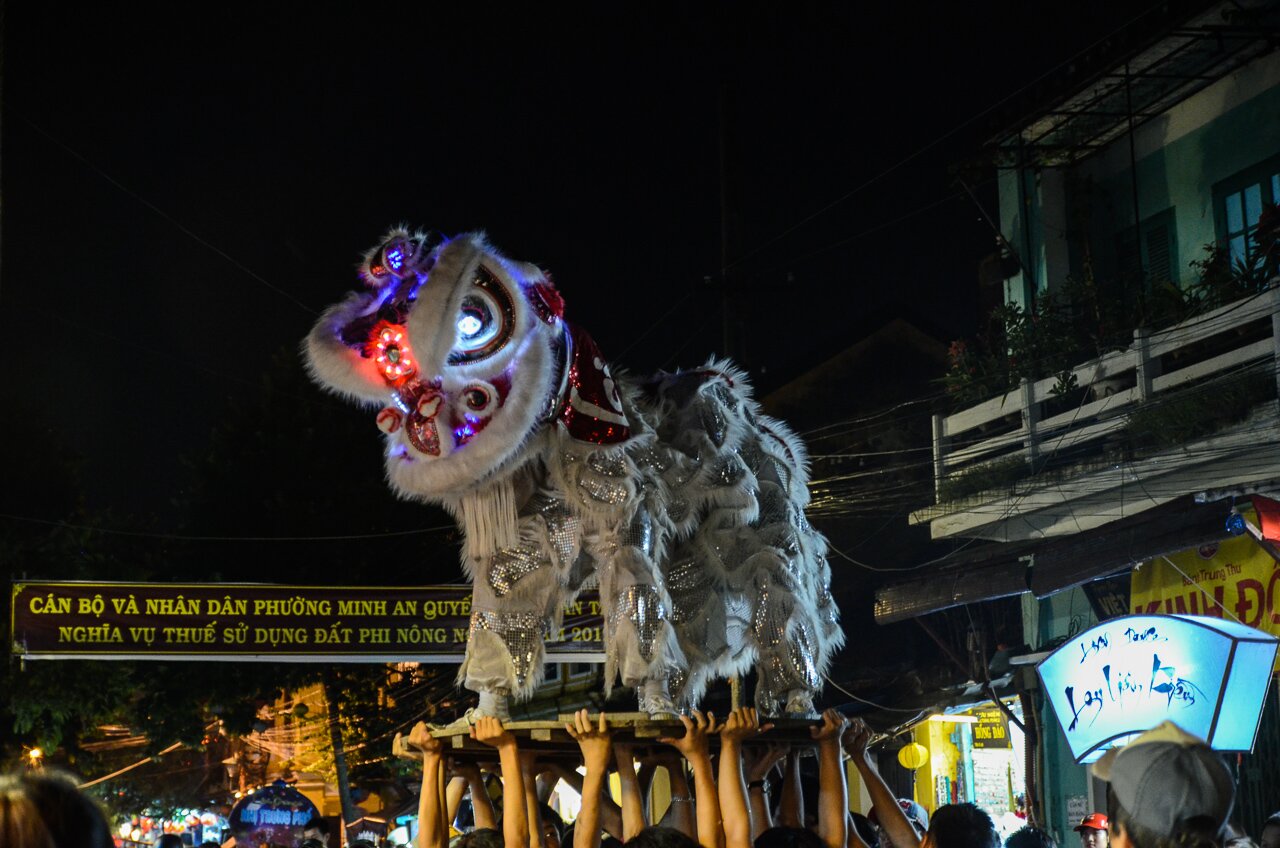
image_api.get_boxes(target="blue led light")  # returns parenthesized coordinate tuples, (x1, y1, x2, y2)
(458, 315, 483, 337)
(1226, 510, 1247, 536)
(386, 247, 404, 271)
(453, 424, 476, 446)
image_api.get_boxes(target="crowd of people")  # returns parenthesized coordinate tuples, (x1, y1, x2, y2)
(1, 715, 1272, 848)
(395, 712, 1261, 848)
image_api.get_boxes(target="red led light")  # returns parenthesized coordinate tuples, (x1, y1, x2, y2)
(369, 321, 417, 384)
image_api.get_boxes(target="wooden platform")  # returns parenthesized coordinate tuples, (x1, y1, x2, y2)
(406, 713, 826, 761)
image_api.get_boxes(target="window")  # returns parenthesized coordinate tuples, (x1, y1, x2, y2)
(1115, 207, 1178, 284)
(569, 662, 595, 678)
(1213, 154, 1280, 271)
(543, 663, 561, 683)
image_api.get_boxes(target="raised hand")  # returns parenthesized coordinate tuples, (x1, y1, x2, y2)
(471, 715, 517, 750)
(395, 720, 444, 760)
(411, 721, 445, 755)
(721, 707, 774, 743)
(411, 722, 448, 848)
(809, 709, 847, 744)
(745, 742, 790, 782)
(718, 708, 767, 848)
(392, 730, 420, 761)
(842, 717, 873, 761)
(565, 709, 612, 767)
(614, 740, 647, 840)
(657, 710, 720, 759)
(662, 711, 725, 848)
(812, 709, 850, 848)
(640, 747, 684, 772)
(447, 757, 483, 783)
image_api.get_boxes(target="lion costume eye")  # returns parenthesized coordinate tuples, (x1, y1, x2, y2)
(447, 266, 515, 365)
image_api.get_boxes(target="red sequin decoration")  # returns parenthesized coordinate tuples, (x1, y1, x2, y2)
(529, 281, 566, 323)
(558, 324, 631, 444)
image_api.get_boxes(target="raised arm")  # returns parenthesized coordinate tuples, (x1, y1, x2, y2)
(401, 722, 448, 848)
(846, 814, 872, 848)
(719, 708, 774, 848)
(843, 719, 920, 848)
(778, 752, 802, 828)
(658, 710, 724, 848)
(566, 710, 613, 848)
(455, 759, 498, 831)
(472, 716, 530, 848)
(648, 750, 696, 838)
(614, 742, 648, 841)
(636, 755, 658, 822)
(522, 750, 548, 848)
(810, 710, 849, 848)
(744, 743, 789, 841)
(545, 761, 624, 840)
(446, 775, 468, 830)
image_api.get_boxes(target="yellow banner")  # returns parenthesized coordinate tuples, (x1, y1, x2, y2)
(1131, 518, 1280, 668)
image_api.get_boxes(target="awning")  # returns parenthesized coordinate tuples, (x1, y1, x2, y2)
(874, 496, 1239, 623)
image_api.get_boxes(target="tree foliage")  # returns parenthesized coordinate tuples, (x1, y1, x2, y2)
(2, 348, 465, 814)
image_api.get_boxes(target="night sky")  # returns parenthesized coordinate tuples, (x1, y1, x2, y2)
(3, 1, 1136, 527)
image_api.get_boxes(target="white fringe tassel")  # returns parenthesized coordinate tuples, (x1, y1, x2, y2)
(460, 478, 520, 559)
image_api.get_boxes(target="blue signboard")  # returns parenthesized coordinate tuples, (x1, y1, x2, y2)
(227, 780, 319, 846)
(1036, 614, 1277, 763)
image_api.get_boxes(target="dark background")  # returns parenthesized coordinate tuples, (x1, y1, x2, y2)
(0, 1, 1148, 526)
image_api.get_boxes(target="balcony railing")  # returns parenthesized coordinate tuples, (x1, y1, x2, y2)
(925, 285, 1280, 508)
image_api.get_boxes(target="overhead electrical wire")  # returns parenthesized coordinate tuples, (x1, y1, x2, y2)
(16, 114, 318, 317)
(742, 189, 979, 286)
(79, 736, 191, 789)
(717, 0, 1176, 278)
(10, 345, 1277, 541)
(818, 341, 1258, 571)
(0, 512, 455, 542)
(5, 258, 1274, 543)
(41, 307, 323, 406)
(822, 672, 927, 714)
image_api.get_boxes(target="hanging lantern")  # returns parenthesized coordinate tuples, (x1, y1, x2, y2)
(898, 742, 929, 770)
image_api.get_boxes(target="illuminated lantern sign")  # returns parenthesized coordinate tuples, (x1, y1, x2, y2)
(227, 781, 318, 847)
(1037, 614, 1278, 763)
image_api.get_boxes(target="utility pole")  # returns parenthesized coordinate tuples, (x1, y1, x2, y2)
(1125, 62, 1144, 309)
(1, 0, 6, 303)
(323, 669, 361, 827)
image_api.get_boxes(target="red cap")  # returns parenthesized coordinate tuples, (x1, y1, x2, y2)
(1074, 814, 1109, 832)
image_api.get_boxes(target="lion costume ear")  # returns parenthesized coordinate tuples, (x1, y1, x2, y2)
(527, 272, 564, 323)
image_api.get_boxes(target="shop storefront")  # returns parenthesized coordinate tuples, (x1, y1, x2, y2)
(115, 811, 229, 847)
(865, 701, 1029, 837)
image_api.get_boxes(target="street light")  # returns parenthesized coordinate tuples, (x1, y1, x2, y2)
(27, 747, 43, 768)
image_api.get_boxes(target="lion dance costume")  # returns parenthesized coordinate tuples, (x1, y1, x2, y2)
(305, 229, 842, 719)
